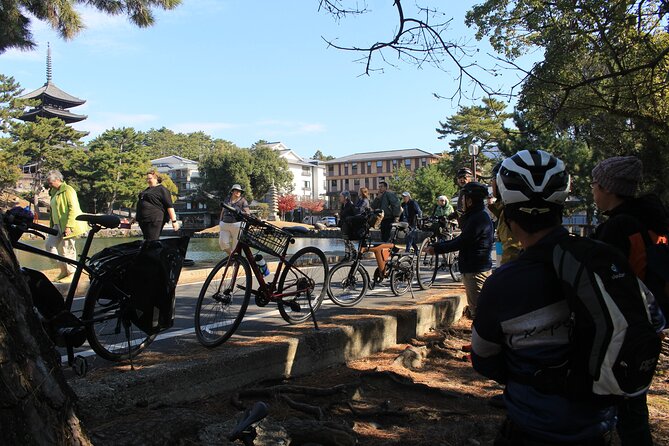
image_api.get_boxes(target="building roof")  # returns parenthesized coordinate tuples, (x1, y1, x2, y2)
(20, 81, 86, 107)
(150, 155, 199, 170)
(323, 149, 440, 164)
(20, 105, 87, 123)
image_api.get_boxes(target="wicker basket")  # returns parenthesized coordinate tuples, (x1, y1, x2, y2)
(238, 220, 292, 257)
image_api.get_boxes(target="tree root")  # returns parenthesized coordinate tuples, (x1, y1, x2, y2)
(359, 370, 459, 399)
(345, 401, 469, 419)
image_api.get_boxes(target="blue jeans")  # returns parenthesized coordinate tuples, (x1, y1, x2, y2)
(405, 228, 418, 252)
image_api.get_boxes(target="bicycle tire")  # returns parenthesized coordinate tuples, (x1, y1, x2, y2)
(450, 253, 463, 282)
(326, 261, 369, 307)
(83, 279, 156, 362)
(277, 247, 328, 324)
(390, 255, 413, 296)
(194, 255, 251, 348)
(416, 237, 437, 290)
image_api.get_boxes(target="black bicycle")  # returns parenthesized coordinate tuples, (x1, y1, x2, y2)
(415, 216, 461, 290)
(5, 207, 189, 374)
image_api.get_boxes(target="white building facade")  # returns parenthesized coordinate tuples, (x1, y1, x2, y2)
(264, 142, 327, 204)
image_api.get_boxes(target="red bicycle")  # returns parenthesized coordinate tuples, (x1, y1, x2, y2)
(194, 203, 328, 347)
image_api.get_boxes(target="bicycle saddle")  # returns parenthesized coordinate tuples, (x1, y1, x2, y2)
(391, 222, 410, 230)
(282, 226, 309, 235)
(76, 214, 120, 229)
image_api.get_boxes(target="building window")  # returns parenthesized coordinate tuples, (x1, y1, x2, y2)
(421, 157, 427, 167)
(344, 164, 349, 175)
(364, 178, 369, 187)
(405, 159, 412, 168)
(302, 166, 311, 176)
(352, 162, 358, 173)
(328, 166, 334, 175)
(353, 178, 360, 187)
(376, 160, 383, 173)
(304, 181, 311, 190)
(344, 179, 350, 189)
(331, 179, 337, 188)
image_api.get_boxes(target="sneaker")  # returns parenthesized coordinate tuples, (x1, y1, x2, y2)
(57, 274, 74, 284)
(461, 344, 472, 353)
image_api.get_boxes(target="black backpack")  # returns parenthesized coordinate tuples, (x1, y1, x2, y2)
(524, 235, 661, 401)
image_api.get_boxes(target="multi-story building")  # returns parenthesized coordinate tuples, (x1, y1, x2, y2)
(323, 149, 440, 207)
(264, 142, 327, 203)
(150, 155, 211, 228)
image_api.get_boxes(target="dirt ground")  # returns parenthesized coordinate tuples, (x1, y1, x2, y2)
(82, 317, 669, 446)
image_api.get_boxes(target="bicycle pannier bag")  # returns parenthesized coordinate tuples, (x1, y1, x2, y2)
(89, 236, 189, 335)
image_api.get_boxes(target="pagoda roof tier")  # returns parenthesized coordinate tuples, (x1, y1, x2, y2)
(21, 105, 88, 124)
(20, 81, 86, 108)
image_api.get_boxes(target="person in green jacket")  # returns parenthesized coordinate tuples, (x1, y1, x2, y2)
(371, 181, 402, 241)
(432, 195, 454, 218)
(45, 170, 87, 283)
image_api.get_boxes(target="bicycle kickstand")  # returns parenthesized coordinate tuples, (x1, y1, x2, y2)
(307, 292, 319, 331)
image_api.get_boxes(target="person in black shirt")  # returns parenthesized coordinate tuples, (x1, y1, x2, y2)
(135, 169, 179, 241)
(219, 184, 250, 255)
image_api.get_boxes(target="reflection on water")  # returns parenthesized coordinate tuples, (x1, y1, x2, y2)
(15, 236, 346, 271)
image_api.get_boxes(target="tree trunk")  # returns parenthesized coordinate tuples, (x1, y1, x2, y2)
(0, 215, 91, 445)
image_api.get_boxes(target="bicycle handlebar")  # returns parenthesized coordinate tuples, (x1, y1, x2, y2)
(5, 213, 59, 236)
(221, 202, 264, 226)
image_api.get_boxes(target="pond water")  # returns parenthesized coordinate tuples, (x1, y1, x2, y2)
(15, 236, 347, 271)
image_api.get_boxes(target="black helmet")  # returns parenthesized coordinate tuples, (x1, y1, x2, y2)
(457, 167, 473, 178)
(491, 161, 503, 177)
(461, 182, 488, 201)
(497, 150, 570, 206)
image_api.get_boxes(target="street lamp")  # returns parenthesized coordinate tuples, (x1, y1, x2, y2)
(468, 143, 480, 182)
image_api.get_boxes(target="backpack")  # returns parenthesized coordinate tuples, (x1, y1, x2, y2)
(629, 229, 669, 319)
(525, 235, 661, 401)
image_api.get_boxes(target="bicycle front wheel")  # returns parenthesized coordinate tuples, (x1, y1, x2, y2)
(194, 255, 251, 348)
(416, 238, 437, 290)
(83, 280, 157, 362)
(390, 255, 413, 296)
(326, 261, 368, 307)
(277, 247, 328, 324)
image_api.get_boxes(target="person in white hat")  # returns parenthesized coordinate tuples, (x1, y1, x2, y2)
(219, 184, 250, 255)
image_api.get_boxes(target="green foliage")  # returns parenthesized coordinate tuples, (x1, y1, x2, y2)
(312, 150, 335, 161)
(436, 97, 511, 178)
(249, 142, 293, 197)
(142, 127, 215, 161)
(387, 165, 415, 198)
(199, 140, 253, 204)
(0, 0, 182, 54)
(80, 128, 150, 213)
(413, 164, 457, 212)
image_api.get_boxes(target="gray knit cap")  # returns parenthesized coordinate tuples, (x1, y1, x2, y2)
(591, 156, 642, 197)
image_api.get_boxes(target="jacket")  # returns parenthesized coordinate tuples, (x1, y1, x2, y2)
(401, 199, 422, 228)
(432, 203, 454, 218)
(433, 202, 493, 273)
(372, 191, 401, 220)
(472, 226, 616, 442)
(337, 200, 358, 228)
(49, 182, 87, 239)
(488, 200, 522, 265)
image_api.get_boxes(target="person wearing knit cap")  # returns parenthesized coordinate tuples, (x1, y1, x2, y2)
(591, 155, 668, 446)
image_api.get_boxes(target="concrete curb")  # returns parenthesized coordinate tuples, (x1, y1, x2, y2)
(71, 294, 465, 421)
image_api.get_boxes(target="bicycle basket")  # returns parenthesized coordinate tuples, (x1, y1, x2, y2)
(341, 214, 369, 241)
(418, 218, 442, 235)
(239, 220, 292, 257)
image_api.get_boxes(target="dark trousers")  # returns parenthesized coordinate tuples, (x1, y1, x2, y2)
(494, 418, 612, 446)
(617, 393, 653, 446)
(380, 218, 394, 242)
(138, 220, 162, 241)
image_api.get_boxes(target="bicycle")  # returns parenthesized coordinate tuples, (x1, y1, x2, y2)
(415, 216, 462, 290)
(325, 210, 415, 307)
(5, 207, 189, 374)
(194, 203, 329, 348)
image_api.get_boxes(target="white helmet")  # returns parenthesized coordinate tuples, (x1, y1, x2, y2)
(437, 195, 447, 201)
(497, 150, 570, 206)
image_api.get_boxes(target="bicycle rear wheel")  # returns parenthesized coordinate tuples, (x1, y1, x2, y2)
(390, 255, 413, 296)
(194, 255, 251, 347)
(416, 238, 437, 290)
(326, 261, 368, 307)
(83, 280, 156, 362)
(277, 247, 328, 324)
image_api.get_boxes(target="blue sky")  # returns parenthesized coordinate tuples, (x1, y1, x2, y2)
(1, 1, 534, 160)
